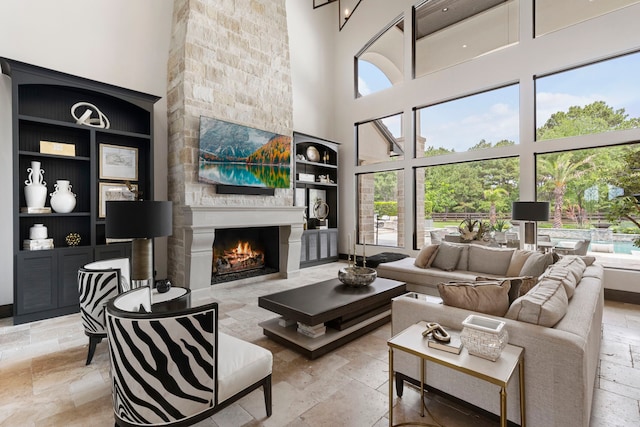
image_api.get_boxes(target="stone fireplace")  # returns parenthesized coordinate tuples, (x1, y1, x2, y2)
(182, 206, 304, 290)
(166, 0, 296, 289)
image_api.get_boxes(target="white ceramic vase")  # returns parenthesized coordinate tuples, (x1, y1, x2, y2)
(50, 180, 76, 213)
(24, 161, 47, 208)
(29, 224, 48, 240)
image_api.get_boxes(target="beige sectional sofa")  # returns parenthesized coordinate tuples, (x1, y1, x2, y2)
(379, 243, 604, 427)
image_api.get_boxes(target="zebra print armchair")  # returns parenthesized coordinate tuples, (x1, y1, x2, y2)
(106, 287, 273, 426)
(78, 264, 122, 365)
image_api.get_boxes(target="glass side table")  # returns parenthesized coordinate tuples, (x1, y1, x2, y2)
(387, 320, 525, 427)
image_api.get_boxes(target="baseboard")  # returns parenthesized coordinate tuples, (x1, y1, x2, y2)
(604, 289, 640, 305)
(0, 304, 13, 319)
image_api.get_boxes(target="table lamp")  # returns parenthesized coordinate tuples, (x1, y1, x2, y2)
(511, 201, 549, 250)
(106, 200, 172, 288)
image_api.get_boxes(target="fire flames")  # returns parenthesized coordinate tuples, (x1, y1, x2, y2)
(214, 240, 265, 275)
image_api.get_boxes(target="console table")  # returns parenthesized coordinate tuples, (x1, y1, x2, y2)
(388, 321, 525, 427)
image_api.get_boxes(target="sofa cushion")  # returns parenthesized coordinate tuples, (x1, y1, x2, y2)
(505, 276, 568, 327)
(519, 251, 554, 277)
(467, 245, 515, 276)
(541, 266, 577, 299)
(555, 255, 587, 283)
(415, 244, 439, 268)
(506, 250, 532, 276)
(438, 280, 511, 316)
(431, 242, 464, 271)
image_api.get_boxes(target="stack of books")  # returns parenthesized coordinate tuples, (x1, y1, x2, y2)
(297, 322, 326, 338)
(278, 317, 297, 328)
(23, 238, 54, 250)
(427, 329, 463, 355)
(21, 207, 52, 214)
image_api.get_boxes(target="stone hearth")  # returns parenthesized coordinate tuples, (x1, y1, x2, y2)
(182, 206, 304, 290)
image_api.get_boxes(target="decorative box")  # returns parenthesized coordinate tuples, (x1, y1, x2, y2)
(298, 173, 315, 182)
(460, 314, 508, 361)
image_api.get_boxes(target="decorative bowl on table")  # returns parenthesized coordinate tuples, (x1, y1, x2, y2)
(338, 266, 377, 287)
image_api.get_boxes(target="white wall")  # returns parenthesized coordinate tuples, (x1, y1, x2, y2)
(0, 0, 174, 305)
(286, 0, 336, 140)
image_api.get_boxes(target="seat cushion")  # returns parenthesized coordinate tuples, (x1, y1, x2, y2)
(505, 276, 568, 327)
(218, 332, 272, 403)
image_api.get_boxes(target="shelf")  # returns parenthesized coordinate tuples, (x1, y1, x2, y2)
(19, 114, 154, 140)
(19, 150, 90, 162)
(19, 212, 91, 218)
(295, 181, 338, 188)
(295, 160, 338, 169)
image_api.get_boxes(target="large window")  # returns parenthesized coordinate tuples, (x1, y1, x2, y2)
(416, 84, 519, 157)
(414, 0, 519, 77)
(535, 0, 640, 37)
(416, 158, 519, 249)
(357, 170, 404, 248)
(357, 113, 404, 165)
(356, 16, 404, 97)
(536, 52, 640, 141)
(536, 144, 640, 270)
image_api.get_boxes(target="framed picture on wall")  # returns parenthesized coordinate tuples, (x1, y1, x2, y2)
(99, 144, 138, 181)
(99, 182, 137, 218)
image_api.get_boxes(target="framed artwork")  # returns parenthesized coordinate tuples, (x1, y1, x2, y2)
(99, 144, 138, 181)
(99, 182, 137, 218)
(308, 189, 327, 218)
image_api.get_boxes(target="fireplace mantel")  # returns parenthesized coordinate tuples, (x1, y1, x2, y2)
(182, 205, 305, 289)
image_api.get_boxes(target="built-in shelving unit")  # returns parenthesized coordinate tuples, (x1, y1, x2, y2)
(2, 58, 159, 324)
(293, 132, 339, 267)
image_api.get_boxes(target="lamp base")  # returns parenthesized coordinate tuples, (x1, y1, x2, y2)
(523, 222, 537, 251)
(131, 238, 153, 287)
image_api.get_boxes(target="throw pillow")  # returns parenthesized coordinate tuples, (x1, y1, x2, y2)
(467, 245, 515, 276)
(506, 250, 533, 277)
(542, 266, 577, 299)
(517, 276, 538, 296)
(555, 255, 587, 283)
(519, 251, 554, 277)
(505, 276, 569, 327)
(438, 280, 511, 317)
(414, 244, 439, 268)
(579, 255, 596, 266)
(431, 242, 464, 271)
(477, 275, 535, 303)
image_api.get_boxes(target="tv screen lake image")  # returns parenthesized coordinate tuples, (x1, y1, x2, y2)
(198, 116, 291, 189)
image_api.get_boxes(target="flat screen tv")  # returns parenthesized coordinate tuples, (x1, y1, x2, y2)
(198, 116, 291, 189)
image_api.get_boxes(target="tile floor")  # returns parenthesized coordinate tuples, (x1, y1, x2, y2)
(1, 262, 639, 426)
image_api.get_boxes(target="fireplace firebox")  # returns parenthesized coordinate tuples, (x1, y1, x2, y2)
(212, 226, 279, 284)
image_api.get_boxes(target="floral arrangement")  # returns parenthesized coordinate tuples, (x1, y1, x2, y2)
(458, 219, 489, 241)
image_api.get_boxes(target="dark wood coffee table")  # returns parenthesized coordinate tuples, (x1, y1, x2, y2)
(258, 277, 406, 359)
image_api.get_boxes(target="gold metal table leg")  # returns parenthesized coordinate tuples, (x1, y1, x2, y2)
(420, 358, 425, 417)
(389, 347, 393, 427)
(519, 356, 526, 426)
(500, 386, 507, 427)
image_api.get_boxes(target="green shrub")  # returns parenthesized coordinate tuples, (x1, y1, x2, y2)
(374, 201, 397, 217)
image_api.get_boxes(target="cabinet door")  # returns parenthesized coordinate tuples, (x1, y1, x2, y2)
(58, 247, 93, 308)
(15, 251, 58, 315)
(300, 233, 308, 263)
(306, 231, 319, 262)
(328, 229, 338, 257)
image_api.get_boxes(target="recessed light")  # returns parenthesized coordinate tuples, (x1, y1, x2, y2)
(462, 44, 467, 48)
(442, 7, 449, 12)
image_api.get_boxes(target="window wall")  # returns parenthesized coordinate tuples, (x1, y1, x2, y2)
(357, 170, 404, 248)
(349, 0, 640, 273)
(536, 52, 640, 141)
(357, 113, 404, 165)
(416, 84, 519, 157)
(416, 158, 519, 247)
(414, 0, 519, 77)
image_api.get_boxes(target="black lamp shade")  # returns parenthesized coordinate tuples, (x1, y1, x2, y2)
(106, 201, 173, 238)
(512, 201, 549, 222)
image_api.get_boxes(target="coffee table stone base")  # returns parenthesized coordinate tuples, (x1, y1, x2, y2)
(259, 310, 390, 359)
